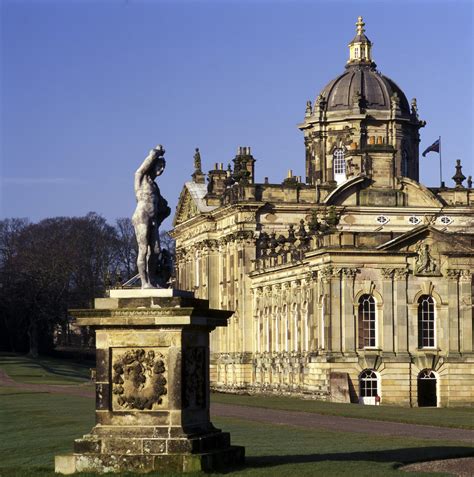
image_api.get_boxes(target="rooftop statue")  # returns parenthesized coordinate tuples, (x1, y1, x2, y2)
(132, 145, 171, 288)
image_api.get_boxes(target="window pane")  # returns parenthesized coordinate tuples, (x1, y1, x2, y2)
(418, 296, 435, 348)
(359, 294, 376, 348)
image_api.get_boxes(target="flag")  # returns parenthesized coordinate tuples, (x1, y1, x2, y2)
(422, 139, 440, 157)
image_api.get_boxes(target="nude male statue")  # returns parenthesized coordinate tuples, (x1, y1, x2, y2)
(132, 145, 171, 288)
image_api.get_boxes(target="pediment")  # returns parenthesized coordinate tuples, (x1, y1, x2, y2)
(173, 182, 217, 227)
(173, 187, 199, 226)
(377, 226, 473, 259)
(377, 226, 473, 277)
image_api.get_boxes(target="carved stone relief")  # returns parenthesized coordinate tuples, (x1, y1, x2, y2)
(183, 347, 206, 408)
(112, 348, 167, 411)
(414, 243, 439, 276)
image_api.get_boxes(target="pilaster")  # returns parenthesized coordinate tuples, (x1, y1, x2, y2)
(394, 268, 409, 353)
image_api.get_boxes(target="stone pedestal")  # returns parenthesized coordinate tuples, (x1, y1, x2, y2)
(55, 290, 245, 474)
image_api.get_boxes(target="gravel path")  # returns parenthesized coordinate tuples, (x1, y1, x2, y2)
(401, 457, 474, 476)
(211, 402, 474, 443)
(2, 368, 473, 444)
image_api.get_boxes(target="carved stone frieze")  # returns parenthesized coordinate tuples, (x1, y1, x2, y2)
(112, 348, 167, 411)
(319, 266, 334, 281)
(237, 211, 257, 223)
(394, 268, 410, 280)
(206, 238, 220, 251)
(446, 269, 461, 280)
(380, 268, 395, 279)
(183, 347, 206, 408)
(340, 267, 359, 279)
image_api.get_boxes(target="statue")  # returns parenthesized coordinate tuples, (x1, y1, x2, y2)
(132, 145, 171, 288)
(193, 147, 202, 172)
(414, 243, 437, 275)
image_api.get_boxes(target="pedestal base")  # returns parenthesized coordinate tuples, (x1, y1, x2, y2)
(55, 292, 245, 474)
(56, 431, 244, 474)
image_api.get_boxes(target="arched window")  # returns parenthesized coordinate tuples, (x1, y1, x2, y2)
(333, 148, 346, 184)
(359, 369, 378, 398)
(358, 294, 376, 348)
(418, 295, 435, 348)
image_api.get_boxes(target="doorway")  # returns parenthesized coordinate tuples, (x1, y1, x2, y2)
(418, 369, 437, 407)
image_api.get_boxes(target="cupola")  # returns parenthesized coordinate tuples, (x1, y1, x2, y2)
(348, 16, 373, 65)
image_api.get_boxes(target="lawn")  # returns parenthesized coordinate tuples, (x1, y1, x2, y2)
(212, 392, 474, 430)
(1, 353, 473, 429)
(0, 353, 93, 385)
(1, 355, 473, 476)
(0, 387, 473, 477)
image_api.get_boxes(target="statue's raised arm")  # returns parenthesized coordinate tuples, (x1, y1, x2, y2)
(132, 145, 171, 289)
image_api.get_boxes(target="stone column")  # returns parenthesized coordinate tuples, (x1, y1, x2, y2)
(55, 290, 244, 474)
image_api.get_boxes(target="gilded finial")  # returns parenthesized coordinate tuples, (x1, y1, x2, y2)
(356, 16, 365, 35)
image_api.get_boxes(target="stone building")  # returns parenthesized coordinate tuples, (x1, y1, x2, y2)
(172, 17, 474, 407)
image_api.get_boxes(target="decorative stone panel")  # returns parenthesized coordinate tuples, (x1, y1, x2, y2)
(111, 347, 168, 411)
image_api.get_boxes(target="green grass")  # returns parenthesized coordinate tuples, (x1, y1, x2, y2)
(0, 353, 93, 385)
(212, 392, 474, 430)
(1, 353, 473, 429)
(0, 387, 472, 476)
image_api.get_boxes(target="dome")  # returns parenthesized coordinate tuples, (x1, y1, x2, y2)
(319, 64, 410, 115)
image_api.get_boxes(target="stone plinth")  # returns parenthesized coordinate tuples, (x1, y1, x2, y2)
(55, 292, 245, 474)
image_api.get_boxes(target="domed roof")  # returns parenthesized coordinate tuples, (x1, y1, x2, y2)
(319, 64, 410, 114)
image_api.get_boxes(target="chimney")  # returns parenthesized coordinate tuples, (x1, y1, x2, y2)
(233, 146, 256, 183)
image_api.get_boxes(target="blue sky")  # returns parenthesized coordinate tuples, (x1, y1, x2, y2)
(1, 0, 473, 229)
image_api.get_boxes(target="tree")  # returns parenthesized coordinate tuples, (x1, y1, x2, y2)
(0, 218, 30, 352)
(0, 214, 119, 355)
(114, 218, 138, 282)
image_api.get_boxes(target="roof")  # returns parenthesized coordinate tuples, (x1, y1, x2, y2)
(184, 181, 216, 213)
(319, 64, 410, 114)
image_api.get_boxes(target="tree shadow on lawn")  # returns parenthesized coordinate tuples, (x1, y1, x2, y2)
(0, 356, 91, 381)
(241, 446, 474, 471)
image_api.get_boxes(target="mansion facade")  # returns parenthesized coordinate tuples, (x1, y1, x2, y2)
(172, 18, 474, 407)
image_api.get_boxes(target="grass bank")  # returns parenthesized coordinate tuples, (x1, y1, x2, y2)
(0, 387, 472, 476)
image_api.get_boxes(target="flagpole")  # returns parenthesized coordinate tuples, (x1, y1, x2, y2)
(439, 135, 443, 187)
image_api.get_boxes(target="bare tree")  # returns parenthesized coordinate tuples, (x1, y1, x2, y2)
(114, 217, 138, 281)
